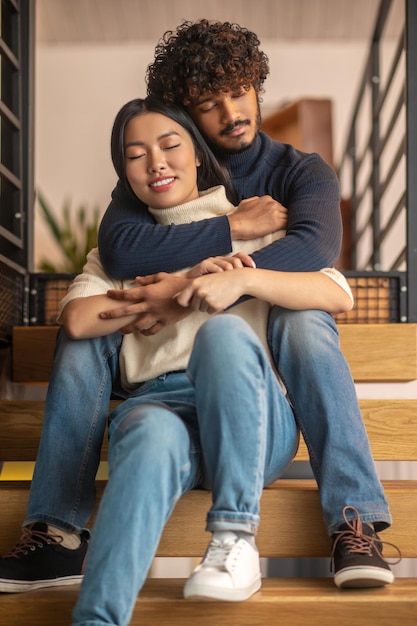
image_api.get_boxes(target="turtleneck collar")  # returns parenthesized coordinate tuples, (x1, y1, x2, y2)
(216, 133, 265, 178)
(148, 185, 234, 226)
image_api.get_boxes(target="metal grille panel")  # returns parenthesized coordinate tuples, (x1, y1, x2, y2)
(27, 271, 404, 328)
(334, 271, 404, 324)
(0, 261, 25, 341)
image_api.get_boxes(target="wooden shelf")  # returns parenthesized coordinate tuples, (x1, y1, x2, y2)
(261, 98, 334, 167)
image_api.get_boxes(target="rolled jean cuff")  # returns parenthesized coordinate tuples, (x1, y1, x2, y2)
(206, 513, 259, 536)
(328, 511, 392, 535)
(23, 513, 90, 536)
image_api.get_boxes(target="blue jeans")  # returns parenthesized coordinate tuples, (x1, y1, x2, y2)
(26, 328, 125, 531)
(72, 316, 298, 626)
(26, 308, 391, 536)
(267, 308, 391, 533)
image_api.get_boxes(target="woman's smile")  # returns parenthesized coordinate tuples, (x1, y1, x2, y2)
(149, 176, 176, 191)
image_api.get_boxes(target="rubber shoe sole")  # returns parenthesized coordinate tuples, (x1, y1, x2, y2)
(184, 575, 261, 601)
(334, 565, 395, 589)
(0, 573, 83, 593)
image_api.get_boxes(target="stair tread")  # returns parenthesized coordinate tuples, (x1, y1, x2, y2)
(11, 324, 417, 383)
(1, 578, 416, 626)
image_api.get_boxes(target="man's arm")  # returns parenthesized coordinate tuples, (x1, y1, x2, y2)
(250, 155, 342, 272)
(99, 183, 289, 280)
(99, 181, 232, 279)
(99, 154, 342, 330)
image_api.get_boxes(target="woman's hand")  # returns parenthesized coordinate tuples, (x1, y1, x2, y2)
(185, 252, 255, 279)
(101, 273, 191, 335)
(175, 268, 250, 314)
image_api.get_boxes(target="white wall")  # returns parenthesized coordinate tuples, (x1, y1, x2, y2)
(34, 40, 371, 268)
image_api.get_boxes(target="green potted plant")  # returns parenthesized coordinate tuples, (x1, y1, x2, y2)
(36, 190, 101, 323)
(37, 190, 100, 273)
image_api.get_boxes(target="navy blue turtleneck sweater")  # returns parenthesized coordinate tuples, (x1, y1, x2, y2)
(99, 132, 342, 280)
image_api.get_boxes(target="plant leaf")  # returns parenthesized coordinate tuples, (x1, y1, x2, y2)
(37, 189, 101, 273)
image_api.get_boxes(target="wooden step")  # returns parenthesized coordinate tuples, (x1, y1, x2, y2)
(1, 578, 416, 626)
(1, 480, 416, 559)
(11, 324, 417, 383)
(1, 399, 416, 462)
(3, 322, 416, 624)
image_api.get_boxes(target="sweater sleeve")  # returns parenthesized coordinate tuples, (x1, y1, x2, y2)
(99, 180, 233, 280)
(250, 154, 342, 272)
(320, 267, 353, 306)
(57, 248, 121, 322)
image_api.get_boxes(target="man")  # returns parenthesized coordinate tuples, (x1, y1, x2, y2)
(0, 19, 393, 594)
(99, 20, 394, 589)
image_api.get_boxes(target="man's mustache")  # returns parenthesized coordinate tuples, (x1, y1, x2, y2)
(220, 120, 250, 136)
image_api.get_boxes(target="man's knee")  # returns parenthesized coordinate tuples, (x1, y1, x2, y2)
(267, 307, 339, 356)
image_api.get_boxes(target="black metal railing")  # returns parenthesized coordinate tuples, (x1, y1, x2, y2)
(0, 0, 35, 341)
(338, 0, 416, 322)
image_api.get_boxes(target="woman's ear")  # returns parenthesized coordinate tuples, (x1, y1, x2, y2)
(195, 147, 202, 168)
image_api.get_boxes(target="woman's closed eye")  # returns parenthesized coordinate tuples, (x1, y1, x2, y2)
(125, 146, 146, 160)
(163, 142, 181, 151)
(127, 153, 146, 160)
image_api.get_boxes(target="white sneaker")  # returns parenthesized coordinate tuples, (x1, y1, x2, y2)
(183, 532, 261, 601)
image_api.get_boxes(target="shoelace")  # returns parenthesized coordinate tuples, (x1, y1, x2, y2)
(330, 505, 402, 569)
(4, 525, 63, 559)
(201, 538, 239, 570)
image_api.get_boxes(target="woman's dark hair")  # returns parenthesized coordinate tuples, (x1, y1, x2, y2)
(146, 19, 269, 106)
(111, 95, 235, 202)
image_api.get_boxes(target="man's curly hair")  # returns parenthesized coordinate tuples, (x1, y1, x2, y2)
(146, 19, 270, 106)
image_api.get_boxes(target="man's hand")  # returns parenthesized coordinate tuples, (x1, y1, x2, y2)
(228, 196, 288, 240)
(100, 273, 191, 335)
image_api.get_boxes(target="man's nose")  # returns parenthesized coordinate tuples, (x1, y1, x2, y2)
(219, 99, 240, 124)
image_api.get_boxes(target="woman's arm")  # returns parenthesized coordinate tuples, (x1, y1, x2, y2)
(62, 294, 139, 339)
(175, 267, 353, 315)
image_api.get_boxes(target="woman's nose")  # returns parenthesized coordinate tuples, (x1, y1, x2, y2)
(148, 152, 166, 173)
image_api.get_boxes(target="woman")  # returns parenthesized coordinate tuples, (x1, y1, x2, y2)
(69, 97, 353, 626)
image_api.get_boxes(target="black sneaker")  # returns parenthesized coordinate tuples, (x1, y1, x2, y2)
(331, 506, 401, 589)
(0, 522, 89, 593)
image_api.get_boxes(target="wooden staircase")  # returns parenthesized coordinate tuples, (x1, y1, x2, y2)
(1, 323, 417, 625)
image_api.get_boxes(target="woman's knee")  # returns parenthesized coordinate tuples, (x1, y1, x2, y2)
(108, 404, 197, 496)
(110, 404, 188, 456)
(194, 315, 257, 354)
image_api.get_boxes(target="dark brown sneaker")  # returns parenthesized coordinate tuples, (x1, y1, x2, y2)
(0, 522, 89, 593)
(331, 506, 401, 589)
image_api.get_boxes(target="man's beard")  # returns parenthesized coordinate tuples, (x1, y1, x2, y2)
(207, 106, 262, 156)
